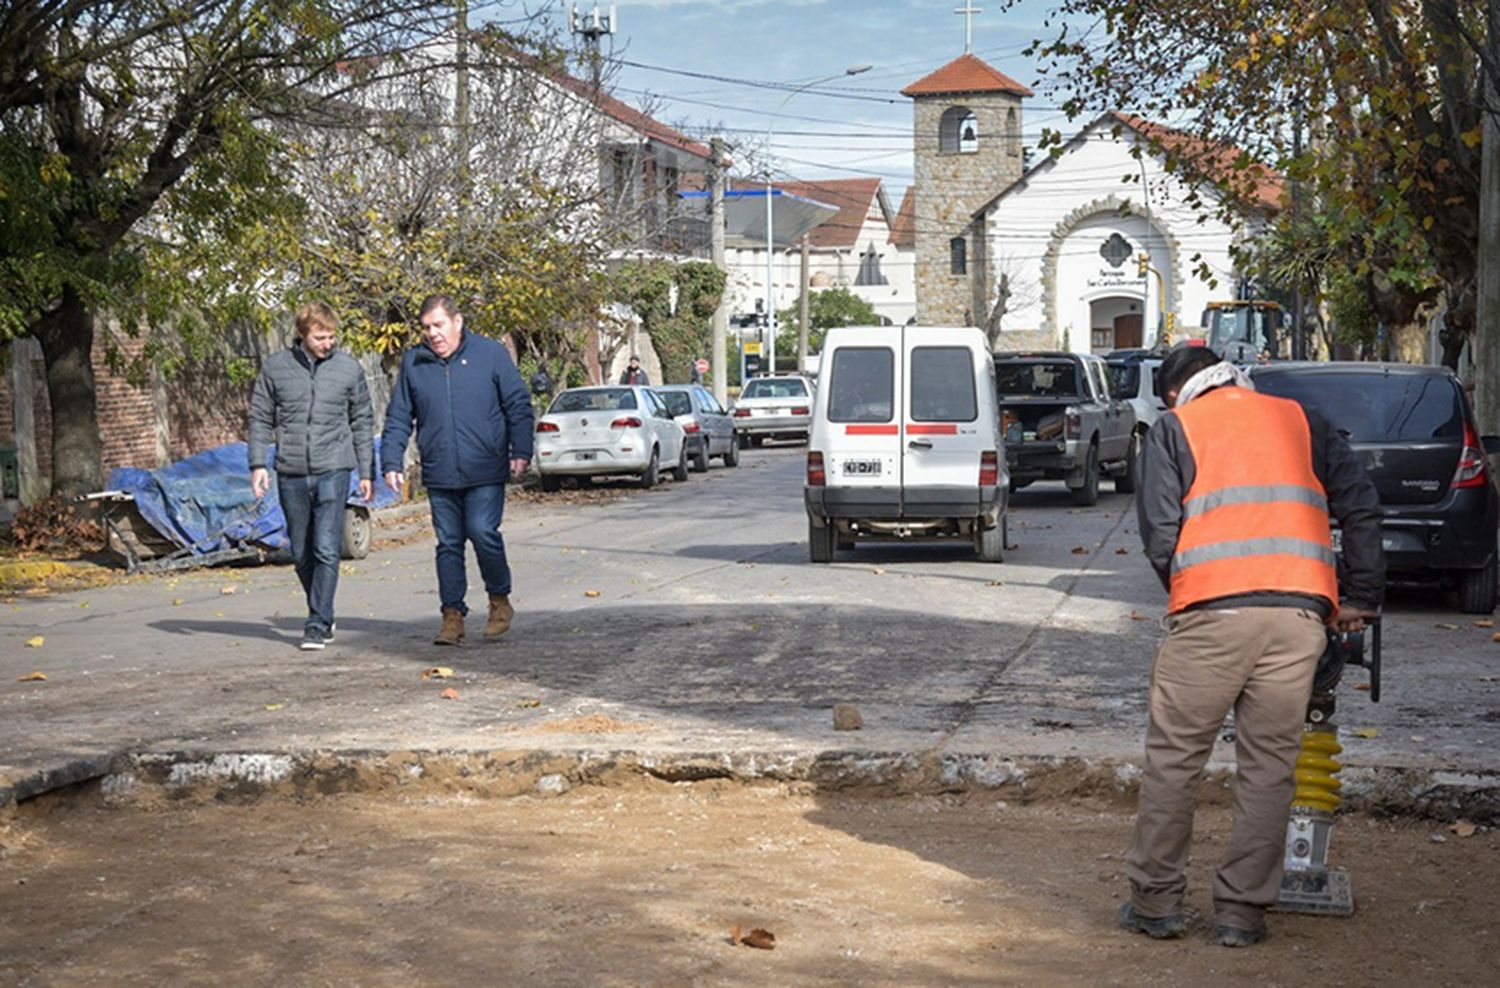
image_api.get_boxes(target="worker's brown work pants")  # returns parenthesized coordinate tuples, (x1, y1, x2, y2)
(1125, 606, 1326, 930)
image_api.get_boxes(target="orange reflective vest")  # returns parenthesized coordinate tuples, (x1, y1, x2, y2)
(1167, 387, 1339, 615)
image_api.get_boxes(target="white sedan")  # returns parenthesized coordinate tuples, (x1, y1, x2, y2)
(535, 386, 688, 490)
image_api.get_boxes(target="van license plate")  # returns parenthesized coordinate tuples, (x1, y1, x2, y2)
(843, 459, 881, 476)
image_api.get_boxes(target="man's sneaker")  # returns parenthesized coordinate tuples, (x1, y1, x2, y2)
(1118, 902, 1187, 940)
(324, 622, 336, 644)
(1214, 925, 1268, 948)
(299, 628, 327, 651)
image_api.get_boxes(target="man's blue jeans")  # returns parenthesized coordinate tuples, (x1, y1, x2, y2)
(427, 484, 510, 614)
(278, 470, 349, 634)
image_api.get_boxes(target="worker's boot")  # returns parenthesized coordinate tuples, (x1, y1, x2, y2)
(433, 607, 465, 646)
(483, 594, 514, 639)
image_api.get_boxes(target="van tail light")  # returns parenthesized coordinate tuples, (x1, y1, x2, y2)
(807, 451, 826, 486)
(792, 406, 810, 416)
(733, 408, 751, 418)
(682, 421, 701, 434)
(1454, 421, 1489, 489)
(536, 421, 560, 433)
(1065, 408, 1082, 440)
(979, 450, 999, 487)
(611, 416, 643, 429)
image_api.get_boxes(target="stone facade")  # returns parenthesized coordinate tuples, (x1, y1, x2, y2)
(911, 93, 1024, 326)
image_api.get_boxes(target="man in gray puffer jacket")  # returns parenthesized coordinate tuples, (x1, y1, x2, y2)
(248, 302, 375, 650)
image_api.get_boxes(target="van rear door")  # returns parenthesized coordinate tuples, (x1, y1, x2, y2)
(822, 331, 902, 510)
(902, 330, 984, 515)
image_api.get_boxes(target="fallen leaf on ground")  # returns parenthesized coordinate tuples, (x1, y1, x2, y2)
(1070, 546, 1088, 555)
(172, 598, 185, 606)
(985, 580, 1003, 587)
(516, 698, 541, 708)
(739, 928, 776, 950)
(1354, 683, 1371, 691)
(24, 635, 43, 648)
(1349, 727, 1379, 739)
(1475, 619, 1495, 628)
(871, 568, 886, 576)
(1435, 623, 1460, 630)
(219, 586, 237, 595)
(1115, 547, 1129, 555)
(421, 666, 454, 680)
(440, 687, 461, 700)
(1492, 633, 1500, 643)
(584, 589, 602, 598)
(1451, 820, 1478, 838)
(264, 703, 285, 711)
(17, 671, 46, 682)
(1129, 611, 1149, 621)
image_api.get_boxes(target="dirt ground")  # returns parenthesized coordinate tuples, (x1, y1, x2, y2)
(1, 782, 1494, 988)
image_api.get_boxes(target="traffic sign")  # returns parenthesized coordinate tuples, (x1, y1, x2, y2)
(694, 358, 709, 374)
(743, 341, 763, 355)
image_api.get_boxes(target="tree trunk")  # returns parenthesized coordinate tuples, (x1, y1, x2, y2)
(32, 285, 103, 498)
(1475, 1, 1500, 436)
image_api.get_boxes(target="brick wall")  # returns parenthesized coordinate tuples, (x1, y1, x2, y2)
(92, 332, 163, 474)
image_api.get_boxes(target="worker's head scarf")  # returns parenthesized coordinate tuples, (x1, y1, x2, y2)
(1175, 360, 1256, 408)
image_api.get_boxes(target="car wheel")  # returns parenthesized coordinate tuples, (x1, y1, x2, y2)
(750, 436, 764, 448)
(640, 448, 659, 488)
(724, 437, 741, 467)
(1071, 445, 1100, 507)
(1457, 556, 1498, 614)
(808, 516, 835, 563)
(340, 506, 371, 560)
(1115, 431, 1141, 494)
(975, 519, 1004, 563)
(539, 474, 562, 493)
(671, 449, 690, 482)
(738, 433, 751, 450)
(692, 443, 710, 473)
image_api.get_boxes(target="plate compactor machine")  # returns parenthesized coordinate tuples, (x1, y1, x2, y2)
(1274, 618, 1382, 917)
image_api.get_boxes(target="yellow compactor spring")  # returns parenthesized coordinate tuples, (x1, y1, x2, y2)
(1292, 728, 1343, 813)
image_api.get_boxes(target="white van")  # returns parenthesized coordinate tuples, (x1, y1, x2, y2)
(804, 325, 1008, 562)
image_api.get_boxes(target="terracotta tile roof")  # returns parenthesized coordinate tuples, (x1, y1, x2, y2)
(901, 54, 1033, 98)
(752, 177, 884, 249)
(549, 71, 713, 161)
(889, 186, 915, 248)
(1111, 112, 1283, 210)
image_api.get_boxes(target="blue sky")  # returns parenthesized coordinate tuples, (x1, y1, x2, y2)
(544, 0, 1087, 193)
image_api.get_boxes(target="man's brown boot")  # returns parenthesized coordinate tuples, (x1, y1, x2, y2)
(484, 594, 514, 639)
(434, 607, 465, 646)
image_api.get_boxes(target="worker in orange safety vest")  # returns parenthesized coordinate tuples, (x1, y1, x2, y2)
(1120, 345, 1383, 948)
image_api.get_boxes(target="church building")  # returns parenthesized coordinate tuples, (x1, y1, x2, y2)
(903, 51, 1278, 352)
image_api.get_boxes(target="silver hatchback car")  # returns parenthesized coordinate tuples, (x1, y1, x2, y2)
(535, 386, 688, 489)
(655, 384, 740, 471)
(731, 375, 816, 447)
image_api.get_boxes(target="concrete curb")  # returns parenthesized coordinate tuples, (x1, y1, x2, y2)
(6, 748, 1498, 824)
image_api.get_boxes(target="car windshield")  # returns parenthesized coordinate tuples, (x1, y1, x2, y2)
(658, 391, 693, 416)
(1107, 362, 1140, 397)
(1254, 371, 1463, 442)
(996, 360, 1080, 398)
(741, 378, 808, 399)
(549, 388, 637, 413)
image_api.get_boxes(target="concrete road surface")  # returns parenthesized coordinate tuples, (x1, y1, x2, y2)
(3, 446, 1498, 817)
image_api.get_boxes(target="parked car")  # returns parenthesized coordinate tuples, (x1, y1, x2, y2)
(805, 325, 1008, 562)
(535, 386, 688, 489)
(1252, 362, 1500, 613)
(731, 374, 816, 446)
(654, 384, 740, 471)
(1106, 349, 1168, 431)
(994, 351, 1137, 505)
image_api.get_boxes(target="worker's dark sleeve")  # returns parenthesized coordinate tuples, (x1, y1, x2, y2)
(1137, 412, 1195, 591)
(1307, 409, 1385, 610)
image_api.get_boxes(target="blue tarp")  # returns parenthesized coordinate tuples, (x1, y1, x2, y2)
(105, 440, 400, 556)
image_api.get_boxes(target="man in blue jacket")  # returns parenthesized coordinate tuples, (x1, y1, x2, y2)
(382, 294, 535, 645)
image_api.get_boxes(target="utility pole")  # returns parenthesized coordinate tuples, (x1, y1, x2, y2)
(710, 136, 729, 405)
(1475, 3, 1500, 442)
(1290, 98, 1306, 361)
(765, 168, 777, 374)
(797, 235, 811, 374)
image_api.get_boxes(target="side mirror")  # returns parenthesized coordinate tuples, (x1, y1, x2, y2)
(1482, 435, 1500, 455)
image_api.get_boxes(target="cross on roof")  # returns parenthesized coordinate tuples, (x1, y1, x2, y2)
(955, 3, 982, 53)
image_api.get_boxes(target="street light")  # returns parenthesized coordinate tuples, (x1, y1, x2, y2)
(764, 63, 872, 375)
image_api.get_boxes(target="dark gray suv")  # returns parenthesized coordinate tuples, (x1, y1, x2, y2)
(1252, 362, 1500, 613)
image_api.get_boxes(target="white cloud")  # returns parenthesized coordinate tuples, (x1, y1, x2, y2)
(618, 0, 827, 9)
